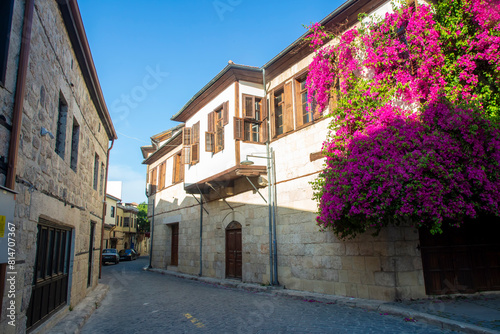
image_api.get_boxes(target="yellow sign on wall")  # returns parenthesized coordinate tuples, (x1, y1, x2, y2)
(0, 215, 5, 238)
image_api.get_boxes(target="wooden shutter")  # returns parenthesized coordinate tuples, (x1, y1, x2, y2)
(244, 95, 255, 119)
(159, 162, 166, 189)
(261, 96, 267, 121)
(183, 127, 191, 146)
(172, 155, 177, 183)
(261, 121, 268, 143)
(294, 80, 304, 128)
(205, 132, 214, 152)
(284, 82, 294, 133)
(179, 153, 184, 181)
(191, 143, 199, 164)
(192, 122, 200, 144)
(328, 87, 338, 115)
(152, 167, 157, 187)
(208, 112, 214, 133)
(223, 101, 229, 125)
(234, 117, 244, 140)
(216, 126, 224, 151)
(183, 146, 191, 165)
(269, 93, 275, 139)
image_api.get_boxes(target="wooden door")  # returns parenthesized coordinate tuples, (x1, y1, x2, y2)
(171, 223, 179, 266)
(226, 222, 242, 279)
(420, 216, 500, 295)
(27, 222, 72, 330)
(87, 223, 95, 287)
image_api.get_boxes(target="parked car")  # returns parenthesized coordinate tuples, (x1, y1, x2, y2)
(102, 248, 119, 265)
(119, 249, 138, 261)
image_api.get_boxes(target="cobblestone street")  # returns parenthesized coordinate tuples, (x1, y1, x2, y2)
(80, 257, 458, 334)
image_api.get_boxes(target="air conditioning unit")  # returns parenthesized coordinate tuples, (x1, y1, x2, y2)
(146, 184, 157, 196)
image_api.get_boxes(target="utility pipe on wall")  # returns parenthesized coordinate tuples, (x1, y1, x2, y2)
(263, 69, 274, 285)
(6, 0, 34, 190)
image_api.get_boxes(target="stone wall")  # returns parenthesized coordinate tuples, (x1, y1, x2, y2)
(0, 1, 111, 333)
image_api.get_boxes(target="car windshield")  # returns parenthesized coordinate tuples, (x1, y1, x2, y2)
(103, 249, 117, 253)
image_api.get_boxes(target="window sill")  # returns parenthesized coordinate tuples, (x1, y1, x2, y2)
(271, 117, 327, 143)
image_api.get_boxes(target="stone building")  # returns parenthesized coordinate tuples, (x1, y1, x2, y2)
(116, 202, 138, 251)
(0, 0, 116, 333)
(142, 0, 499, 302)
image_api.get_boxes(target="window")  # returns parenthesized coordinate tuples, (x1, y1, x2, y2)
(184, 121, 201, 164)
(70, 118, 80, 171)
(100, 162, 105, 195)
(234, 95, 267, 143)
(274, 88, 284, 136)
(93, 153, 99, 191)
(0, 0, 14, 86)
(294, 75, 321, 128)
(270, 82, 294, 138)
(110, 206, 115, 218)
(205, 102, 228, 154)
(55, 94, 68, 159)
(124, 217, 130, 228)
(172, 152, 183, 184)
(120, 216, 123, 227)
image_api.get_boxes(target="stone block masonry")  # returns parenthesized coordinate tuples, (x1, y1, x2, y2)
(0, 1, 114, 333)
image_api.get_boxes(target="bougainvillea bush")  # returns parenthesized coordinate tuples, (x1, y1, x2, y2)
(308, 0, 500, 239)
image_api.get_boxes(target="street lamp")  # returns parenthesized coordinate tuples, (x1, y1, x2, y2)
(240, 149, 278, 286)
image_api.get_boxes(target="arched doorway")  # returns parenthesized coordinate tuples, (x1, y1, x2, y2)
(226, 221, 242, 279)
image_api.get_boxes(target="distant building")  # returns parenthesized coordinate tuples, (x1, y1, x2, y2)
(115, 203, 138, 251)
(0, 0, 116, 332)
(104, 193, 121, 249)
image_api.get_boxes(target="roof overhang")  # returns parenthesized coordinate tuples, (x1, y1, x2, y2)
(171, 64, 263, 123)
(142, 130, 183, 165)
(106, 193, 121, 202)
(184, 165, 267, 195)
(57, 0, 117, 140)
(262, 0, 385, 81)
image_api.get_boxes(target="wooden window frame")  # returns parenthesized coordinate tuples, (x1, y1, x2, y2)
(183, 125, 200, 165)
(206, 102, 228, 154)
(271, 87, 285, 138)
(93, 153, 99, 191)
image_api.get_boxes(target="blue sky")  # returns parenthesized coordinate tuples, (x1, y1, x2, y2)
(78, 0, 343, 204)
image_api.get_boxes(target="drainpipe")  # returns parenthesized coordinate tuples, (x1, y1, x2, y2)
(263, 68, 274, 285)
(271, 148, 278, 285)
(197, 185, 203, 276)
(148, 194, 155, 269)
(99, 138, 114, 279)
(6, 0, 34, 190)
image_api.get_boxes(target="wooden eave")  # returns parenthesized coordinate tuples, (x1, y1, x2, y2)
(171, 65, 263, 123)
(142, 132, 182, 165)
(57, 0, 117, 140)
(140, 145, 155, 159)
(184, 165, 267, 194)
(262, 0, 386, 81)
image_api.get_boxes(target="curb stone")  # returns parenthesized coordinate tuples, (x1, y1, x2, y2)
(147, 268, 498, 334)
(48, 284, 109, 334)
